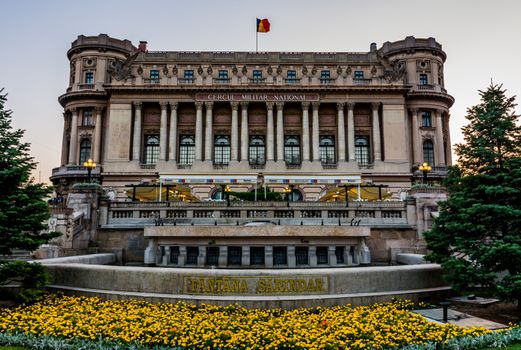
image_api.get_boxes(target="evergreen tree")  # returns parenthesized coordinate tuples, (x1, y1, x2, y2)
(0, 89, 60, 256)
(424, 84, 521, 308)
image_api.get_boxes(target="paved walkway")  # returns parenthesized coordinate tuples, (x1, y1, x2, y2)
(413, 308, 507, 330)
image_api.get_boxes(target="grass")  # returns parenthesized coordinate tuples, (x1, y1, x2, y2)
(0, 347, 29, 350)
(481, 343, 521, 350)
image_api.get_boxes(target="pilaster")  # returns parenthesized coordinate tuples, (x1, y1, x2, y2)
(93, 107, 103, 163)
(132, 102, 142, 162)
(347, 102, 355, 161)
(68, 108, 79, 164)
(410, 108, 420, 165)
(371, 102, 382, 162)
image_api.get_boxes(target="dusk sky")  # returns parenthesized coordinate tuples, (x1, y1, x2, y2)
(1, 0, 520, 184)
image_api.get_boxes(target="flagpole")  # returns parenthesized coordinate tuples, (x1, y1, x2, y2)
(256, 30, 258, 53)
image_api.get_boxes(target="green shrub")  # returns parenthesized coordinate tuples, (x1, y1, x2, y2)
(0, 261, 48, 303)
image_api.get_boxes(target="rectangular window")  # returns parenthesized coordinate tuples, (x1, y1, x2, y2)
(218, 70, 228, 79)
(227, 246, 242, 266)
(421, 111, 432, 127)
(354, 70, 364, 80)
(150, 70, 160, 79)
(84, 72, 94, 84)
(179, 135, 195, 165)
(335, 246, 345, 264)
(253, 70, 262, 79)
(295, 247, 309, 266)
(284, 135, 301, 165)
(184, 70, 194, 79)
(419, 74, 429, 85)
(214, 135, 231, 165)
(250, 247, 265, 266)
(316, 247, 329, 265)
(286, 70, 297, 84)
(319, 136, 336, 165)
(205, 246, 220, 266)
(186, 246, 199, 265)
(355, 135, 370, 165)
(143, 135, 160, 165)
(170, 246, 180, 264)
(273, 246, 287, 266)
(82, 110, 93, 126)
(248, 136, 265, 165)
(320, 70, 331, 84)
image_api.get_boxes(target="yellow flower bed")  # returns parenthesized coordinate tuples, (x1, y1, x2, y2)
(0, 295, 489, 349)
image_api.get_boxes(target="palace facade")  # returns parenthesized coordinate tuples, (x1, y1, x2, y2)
(51, 34, 453, 201)
(47, 34, 454, 266)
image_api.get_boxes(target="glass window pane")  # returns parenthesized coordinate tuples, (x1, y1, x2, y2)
(143, 135, 160, 164)
(319, 136, 336, 164)
(295, 247, 309, 265)
(273, 246, 287, 266)
(249, 136, 265, 165)
(284, 136, 301, 164)
(316, 247, 328, 265)
(355, 135, 370, 165)
(179, 135, 195, 165)
(214, 135, 230, 165)
(79, 139, 91, 164)
(423, 140, 435, 165)
(227, 246, 242, 266)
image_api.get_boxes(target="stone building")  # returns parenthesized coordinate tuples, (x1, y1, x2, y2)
(48, 34, 453, 266)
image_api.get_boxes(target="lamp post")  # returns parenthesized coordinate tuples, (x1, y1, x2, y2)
(224, 185, 232, 206)
(282, 186, 292, 207)
(83, 158, 96, 183)
(418, 162, 432, 185)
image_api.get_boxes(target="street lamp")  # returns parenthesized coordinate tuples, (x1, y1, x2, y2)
(224, 185, 232, 206)
(282, 186, 292, 207)
(418, 162, 432, 185)
(83, 158, 96, 183)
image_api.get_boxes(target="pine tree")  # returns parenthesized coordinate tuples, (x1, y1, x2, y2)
(424, 84, 521, 308)
(0, 89, 60, 256)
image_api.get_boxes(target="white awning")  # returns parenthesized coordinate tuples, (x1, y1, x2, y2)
(159, 173, 362, 185)
(263, 174, 361, 185)
(159, 174, 258, 184)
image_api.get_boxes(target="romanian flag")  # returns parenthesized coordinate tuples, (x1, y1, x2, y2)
(257, 18, 270, 33)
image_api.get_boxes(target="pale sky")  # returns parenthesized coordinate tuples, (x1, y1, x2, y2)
(1, 0, 520, 184)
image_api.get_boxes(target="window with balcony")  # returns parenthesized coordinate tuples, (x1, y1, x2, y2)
(82, 110, 93, 126)
(320, 70, 331, 84)
(354, 70, 364, 80)
(84, 72, 94, 84)
(419, 74, 429, 85)
(319, 136, 336, 165)
(79, 138, 91, 164)
(214, 135, 230, 165)
(284, 136, 301, 165)
(143, 135, 160, 164)
(249, 136, 265, 165)
(149, 69, 160, 84)
(286, 70, 297, 84)
(178, 135, 195, 165)
(355, 135, 370, 165)
(423, 139, 435, 166)
(421, 111, 432, 127)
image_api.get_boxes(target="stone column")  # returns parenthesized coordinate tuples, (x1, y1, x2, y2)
(265, 246, 273, 267)
(240, 102, 249, 161)
(336, 102, 346, 162)
(204, 101, 214, 161)
(159, 102, 168, 161)
(445, 114, 452, 165)
(242, 245, 250, 267)
(61, 112, 69, 165)
(312, 102, 320, 162)
(168, 102, 178, 161)
(302, 102, 310, 161)
(178, 246, 187, 266)
(231, 102, 239, 161)
(435, 109, 445, 166)
(93, 107, 103, 163)
(68, 108, 79, 164)
(347, 102, 355, 161)
(218, 246, 228, 267)
(132, 102, 142, 162)
(410, 108, 420, 164)
(266, 102, 275, 161)
(197, 246, 206, 267)
(195, 102, 204, 161)
(287, 246, 296, 267)
(276, 102, 285, 162)
(328, 246, 337, 266)
(162, 246, 171, 265)
(371, 102, 381, 162)
(309, 246, 317, 267)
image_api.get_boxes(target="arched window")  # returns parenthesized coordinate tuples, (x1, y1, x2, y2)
(79, 138, 91, 164)
(284, 136, 301, 165)
(249, 136, 265, 165)
(423, 140, 435, 166)
(214, 135, 230, 165)
(179, 135, 195, 165)
(143, 135, 159, 164)
(319, 136, 336, 164)
(355, 135, 370, 165)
